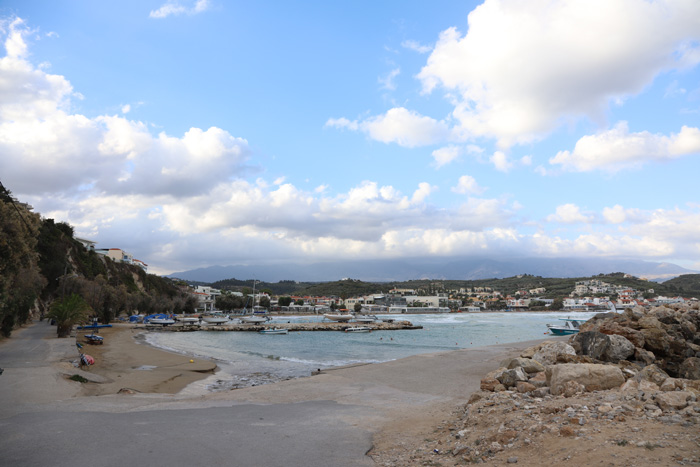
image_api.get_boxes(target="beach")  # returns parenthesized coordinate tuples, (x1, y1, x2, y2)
(2, 320, 696, 466)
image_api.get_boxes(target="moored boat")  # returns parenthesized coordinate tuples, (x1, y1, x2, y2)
(547, 318, 584, 335)
(344, 326, 371, 333)
(149, 318, 176, 325)
(259, 328, 288, 335)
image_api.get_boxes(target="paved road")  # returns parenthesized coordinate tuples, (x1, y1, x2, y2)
(0, 321, 552, 466)
(0, 322, 375, 466)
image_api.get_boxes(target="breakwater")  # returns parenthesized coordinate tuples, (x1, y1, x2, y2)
(142, 320, 421, 332)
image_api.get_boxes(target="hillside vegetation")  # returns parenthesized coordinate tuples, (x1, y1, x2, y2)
(0, 189, 195, 338)
(205, 273, 700, 300)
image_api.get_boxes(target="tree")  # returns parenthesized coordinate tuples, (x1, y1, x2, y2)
(353, 302, 362, 313)
(46, 293, 91, 338)
(278, 296, 292, 307)
(294, 299, 304, 306)
(259, 296, 270, 309)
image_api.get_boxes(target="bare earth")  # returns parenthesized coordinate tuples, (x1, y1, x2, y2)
(2, 321, 698, 466)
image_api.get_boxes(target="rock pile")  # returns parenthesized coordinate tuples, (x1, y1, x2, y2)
(371, 302, 700, 466)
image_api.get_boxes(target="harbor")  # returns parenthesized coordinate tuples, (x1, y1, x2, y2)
(141, 320, 421, 332)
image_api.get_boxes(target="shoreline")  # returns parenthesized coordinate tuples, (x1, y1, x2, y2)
(73, 323, 217, 396)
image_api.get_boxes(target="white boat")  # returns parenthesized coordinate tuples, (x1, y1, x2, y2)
(323, 313, 354, 322)
(240, 315, 269, 324)
(239, 279, 270, 324)
(354, 315, 378, 323)
(259, 328, 288, 335)
(149, 318, 175, 325)
(547, 318, 584, 335)
(178, 317, 199, 324)
(202, 315, 229, 325)
(344, 326, 371, 333)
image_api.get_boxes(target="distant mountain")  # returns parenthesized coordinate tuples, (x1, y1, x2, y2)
(167, 257, 698, 283)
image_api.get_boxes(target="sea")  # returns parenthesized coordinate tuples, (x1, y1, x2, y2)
(144, 311, 600, 392)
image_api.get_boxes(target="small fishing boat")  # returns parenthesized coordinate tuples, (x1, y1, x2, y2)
(259, 328, 288, 335)
(177, 317, 200, 324)
(547, 318, 584, 335)
(344, 326, 371, 333)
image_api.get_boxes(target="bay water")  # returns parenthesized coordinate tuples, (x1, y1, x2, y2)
(145, 311, 599, 392)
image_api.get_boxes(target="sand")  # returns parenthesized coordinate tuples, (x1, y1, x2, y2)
(72, 324, 217, 395)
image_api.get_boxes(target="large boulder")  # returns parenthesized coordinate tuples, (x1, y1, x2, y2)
(571, 331, 635, 362)
(546, 363, 625, 395)
(637, 364, 670, 386)
(597, 321, 645, 348)
(531, 341, 576, 365)
(641, 327, 671, 356)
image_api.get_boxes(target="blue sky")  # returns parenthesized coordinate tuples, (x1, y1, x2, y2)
(1, 0, 699, 276)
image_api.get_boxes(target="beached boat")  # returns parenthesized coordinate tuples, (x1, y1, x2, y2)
(240, 315, 269, 324)
(323, 313, 354, 322)
(149, 318, 176, 325)
(344, 326, 371, 333)
(202, 314, 229, 325)
(259, 328, 288, 335)
(178, 317, 200, 324)
(84, 334, 104, 344)
(354, 314, 378, 323)
(547, 318, 584, 335)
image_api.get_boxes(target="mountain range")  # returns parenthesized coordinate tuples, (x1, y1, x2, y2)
(167, 257, 698, 284)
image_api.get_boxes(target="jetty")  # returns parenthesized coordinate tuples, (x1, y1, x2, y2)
(141, 320, 421, 332)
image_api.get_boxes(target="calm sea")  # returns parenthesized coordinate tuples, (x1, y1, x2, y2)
(145, 311, 598, 392)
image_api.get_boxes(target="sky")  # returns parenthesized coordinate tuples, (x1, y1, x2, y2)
(1, 0, 699, 276)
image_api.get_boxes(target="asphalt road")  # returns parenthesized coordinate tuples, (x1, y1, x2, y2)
(0, 322, 374, 466)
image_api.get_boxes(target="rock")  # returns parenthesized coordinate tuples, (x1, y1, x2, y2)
(559, 426, 575, 437)
(532, 341, 576, 365)
(528, 371, 548, 388)
(655, 391, 692, 411)
(638, 364, 669, 386)
(634, 347, 656, 365)
(505, 357, 545, 374)
(547, 363, 625, 396)
(532, 387, 550, 398)
(507, 457, 518, 464)
(679, 357, 700, 380)
(597, 321, 645, 348)
(641, 327, 670, 356)
(516, 381, 536, 393)
(561, 380, 585, 397)
(480, 377, 501, 392)
(571, 331, 634, 362)
(497, 367, 529, 388)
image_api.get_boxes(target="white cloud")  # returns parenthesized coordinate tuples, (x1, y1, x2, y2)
(549, 122, 700, 172)
(417, 0, 700, 147)
(149, 0, 210, 19)
(378, 68, 400, 91)
(121, 104, 131, 114)
(451, 175, 485, 195)
(324, 117, 358, 131)
(546, 204, 592, 224)
(359, 107, 450, 148)
(411, 182, 436, 203)
(431, 145, 461, 168)
(401, 39, 431, 54)
(490, 151, 513, 172)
